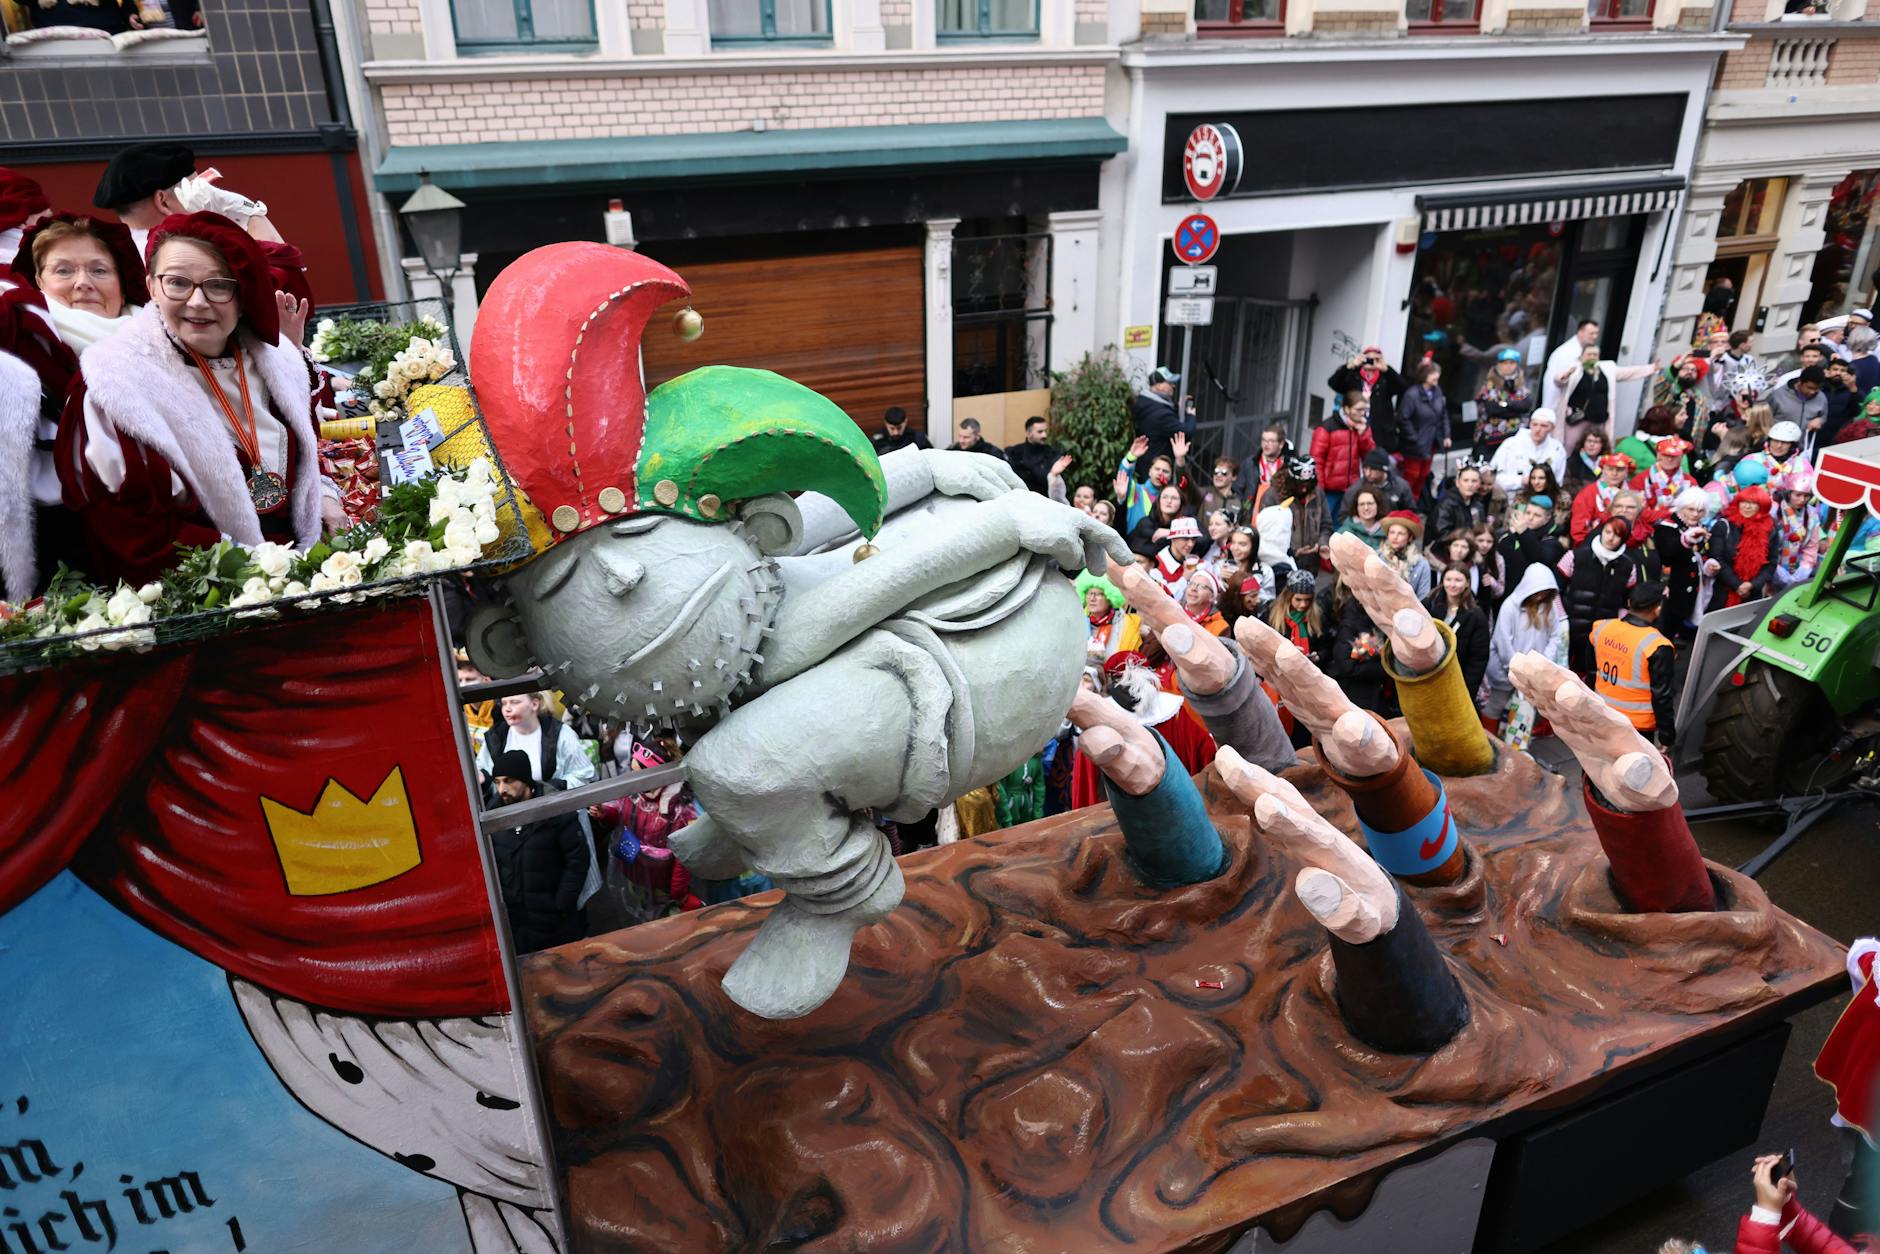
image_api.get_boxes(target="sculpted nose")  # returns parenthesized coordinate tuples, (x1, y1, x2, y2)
(599, 554, 645, 598)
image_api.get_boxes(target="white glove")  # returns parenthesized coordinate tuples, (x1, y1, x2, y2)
(169, 168, 268, 227)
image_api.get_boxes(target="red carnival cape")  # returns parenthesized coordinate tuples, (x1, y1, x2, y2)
(1815, 943, 1880, 1142)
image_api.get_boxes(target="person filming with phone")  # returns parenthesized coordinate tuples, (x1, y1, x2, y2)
(1657, 1150, 1867, 1254)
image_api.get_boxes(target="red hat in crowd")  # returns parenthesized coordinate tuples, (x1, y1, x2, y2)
(9, 212, 147, 306)
(1656, 436, 1693, 458)
(1101, 650, 1148, 676)
(1672, 353, 1710, 381)
(1597, 452, 1635, 472)
(1239, 576, 1264, 595)
(1383, 509, 1424, 539)
(258, 240, 313, 311)
(0, 168, 49, 235)
(145, 211, 280, 345)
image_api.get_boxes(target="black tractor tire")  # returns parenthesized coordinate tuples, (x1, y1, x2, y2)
(1700, 661, 1847, 804)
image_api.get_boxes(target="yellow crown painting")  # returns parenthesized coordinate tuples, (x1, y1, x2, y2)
(260, 767, 423, 897)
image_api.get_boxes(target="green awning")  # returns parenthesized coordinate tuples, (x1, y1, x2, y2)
(374, 117, 1126, 195)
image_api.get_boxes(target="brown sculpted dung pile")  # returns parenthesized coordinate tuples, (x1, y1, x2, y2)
(522, 730, 1843, 1253)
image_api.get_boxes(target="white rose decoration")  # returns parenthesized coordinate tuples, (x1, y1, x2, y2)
(319, 550, 364, 587)
(442, 516, 481, 556)
(362, 536, 391, 565)
(105, 586, 152, 626)
(251, 542, 295, 580)
(136, 582, 162, 604)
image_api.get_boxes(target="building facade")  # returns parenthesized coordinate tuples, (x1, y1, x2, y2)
(347, 0, 1127, 440)
(2, 0, 385, 303)
(1106, 3, 1740, 459)
(1655, 0, 1880, 363)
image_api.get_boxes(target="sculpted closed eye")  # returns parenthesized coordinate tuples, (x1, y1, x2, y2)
(533, 550, 582, 598)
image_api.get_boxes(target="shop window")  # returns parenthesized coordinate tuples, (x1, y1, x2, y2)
(1399, 222, 1567, 428)
(938, 0, 1038, 39)
(1803, 169, 1880, 325)
(1406, 0, 1479, 28)
(1587, 0, 1650, 22)
(453, 0, 597, 51)
(2, 0, 207, 53)
(952, 227, 1052, 399)
(1195, 0, 1284, 32)
(1718, 177, 1787, 241)
(711, 0, 832, 42)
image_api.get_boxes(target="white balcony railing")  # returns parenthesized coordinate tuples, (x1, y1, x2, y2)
(1766, 34, 1835, 85)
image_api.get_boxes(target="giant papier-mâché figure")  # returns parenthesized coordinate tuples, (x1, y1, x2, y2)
(465, 243, 1128, 1019)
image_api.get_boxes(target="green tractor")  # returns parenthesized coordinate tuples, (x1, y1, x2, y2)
(1680, 464, 1880, 803)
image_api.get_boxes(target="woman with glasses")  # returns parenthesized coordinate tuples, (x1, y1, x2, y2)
(10, 212, 144, 350)
(0, 211, 144, 600)
(55, 211, 339, 585)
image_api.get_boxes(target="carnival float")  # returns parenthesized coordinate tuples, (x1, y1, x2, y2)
(0, 241, 1864, 1254)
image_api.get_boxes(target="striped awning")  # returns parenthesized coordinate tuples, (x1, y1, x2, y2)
(1419, 176, 1684, 233)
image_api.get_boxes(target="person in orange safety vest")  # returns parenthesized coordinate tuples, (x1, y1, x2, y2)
(1591, 579, 1678, 747)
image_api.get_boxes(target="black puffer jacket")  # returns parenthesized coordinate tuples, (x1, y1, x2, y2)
(1425, 588, 1491, 700)
(490, 789, 589, 953)
(1561, 541, 1636, 635)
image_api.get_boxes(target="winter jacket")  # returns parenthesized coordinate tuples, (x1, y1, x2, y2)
(1655, 515, 1737, 630)
(1328, 363, 1405, 452)
(1127, 513, 1178, 558)
(1253, 484, 1333, 571)
(1496, 523, 1566, 598)
(872, 428, 932, 457)
(1425, 588, 1490, 700)
(1732, 1199, 1860, 1254)
(1431, 486, 1489, 540)
(1767, 381, 1827, 443)
(1340, 471, 1414, 521)
(1133, 390, 1195, 473)
(1004, 440, 1060, 495)
(1310, 414, 1376, 494)
(1396, 384, 1449, 458)
(1484, 563, 1568, 711)
(947, 439, 1008, 462)
(1474, 372, 1533, 448)
(1558, 539, 1638, 640)
(1323, 592, 1393, 716)
(1489, 429, 1568, 495)
(1336, 515, 1385, 550)
(490, 789, 589, 953)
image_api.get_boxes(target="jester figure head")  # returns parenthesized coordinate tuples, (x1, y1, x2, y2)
(464, 243, 886, 730)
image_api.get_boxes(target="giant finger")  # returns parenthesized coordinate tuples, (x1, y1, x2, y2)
(1110, 556, 1236, 693)
(1215, 748, 1399, 929)
(1296, 867, 1387, 944)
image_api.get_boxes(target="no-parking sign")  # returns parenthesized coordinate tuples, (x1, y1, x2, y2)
(1172, 213, 1220, 266)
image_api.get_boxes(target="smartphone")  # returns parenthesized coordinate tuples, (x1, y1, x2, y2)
(1769, 1149, 1796, 1183)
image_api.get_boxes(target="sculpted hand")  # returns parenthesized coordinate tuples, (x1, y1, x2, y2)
(1106, 556, 1235, 695)
(1509, 651, 1678, 812)
(1328, 533, 1444, 672)
(1215, 746, 1400, 943)
(924, 448, 1025, 502)
(1235, 617, 1399, 777)
(1000, 490, 1131, 575)
(1069, 690, 1165, 796)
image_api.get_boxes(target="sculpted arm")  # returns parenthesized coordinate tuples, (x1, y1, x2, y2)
(794, 447, 1026, 554)
(767, 491, 1130, 684)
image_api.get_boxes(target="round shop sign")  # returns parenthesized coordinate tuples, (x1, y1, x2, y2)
(1182, 122, 1244, 203)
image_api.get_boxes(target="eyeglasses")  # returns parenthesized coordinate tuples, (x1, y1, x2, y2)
(1212, 468, 1233, 477)
(155, 273, 240, 303)
(47, 263, 114, 283)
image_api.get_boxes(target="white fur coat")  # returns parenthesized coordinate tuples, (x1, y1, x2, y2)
(0, 348, 40, 603)
(77, 303, 320, 551)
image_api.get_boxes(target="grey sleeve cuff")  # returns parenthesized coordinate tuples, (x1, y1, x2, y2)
(1178, 643, 1299, 773)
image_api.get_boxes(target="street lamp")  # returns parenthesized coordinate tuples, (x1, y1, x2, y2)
(397, 170, 466, 289)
